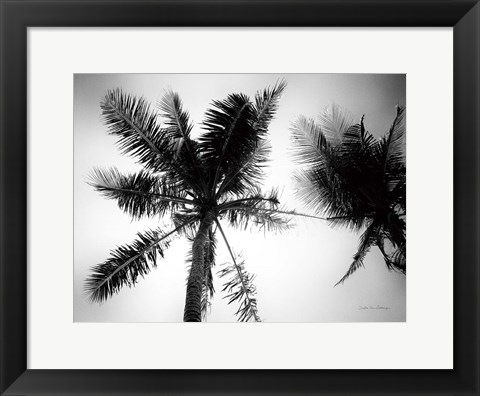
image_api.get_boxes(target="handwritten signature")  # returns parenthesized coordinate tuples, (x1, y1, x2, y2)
(358, 305, 390, 310)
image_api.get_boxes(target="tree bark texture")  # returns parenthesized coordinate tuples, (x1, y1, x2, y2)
(183, 210, 215, 322)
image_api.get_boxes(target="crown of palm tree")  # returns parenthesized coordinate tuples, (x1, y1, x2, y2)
(85, 81, 290, 322)
(291, 104, 406, 285)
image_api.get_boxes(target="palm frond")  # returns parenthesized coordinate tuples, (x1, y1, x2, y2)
(388, 173, 406, 212)
(384, 213, 406, 250)
(88, 167, 193, 219)
(377, 234, 406, 274)
(85, 222, 190, 303)
(317, 104, 356, 144)
(158, 90, 207, 191)
(380, 106, 406, 214)
(219, 186, 280, 208)
(158, 89, 194, 143)
(218, 257, 261, 322)
(215, 139, 272, 198)
(391, 243, 406, 273)
(228, 207, 292, 234)
(198, 92, 256, 190)
(216, 221, 261, 322)
(382, 107, 406, 213)
(293, 166, 335, 215)
(214, 81, 286, 198)
(293, 166, 372, 231)
(326, 213, 373, 231)
(253, 79, 287, 134)
(381, 105, 406, 172)
(291, 115, 360, 222)
(337, 120, 386, 211)
(340, 118, 381, 162)
(376, 234, 395, 270)
(334, 220, 380, 286)
(290, 115, 331, 167)
(200, 283, 213, 321)
(101, 89, 202, 193)
(219, 188, 291, 233)
(101, 89, 169, 171)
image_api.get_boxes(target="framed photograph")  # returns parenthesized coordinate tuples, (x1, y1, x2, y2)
(1, 1, 478, 395)
(73, 73, 407, 325)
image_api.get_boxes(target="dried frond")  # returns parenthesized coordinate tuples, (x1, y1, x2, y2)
(218, 254, 261, 323)
(216, 221, 261, 322)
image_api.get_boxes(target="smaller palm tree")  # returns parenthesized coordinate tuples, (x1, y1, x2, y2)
(291, 104, 406, 285)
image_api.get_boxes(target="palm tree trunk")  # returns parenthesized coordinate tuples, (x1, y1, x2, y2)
(183, 210, 215, 322)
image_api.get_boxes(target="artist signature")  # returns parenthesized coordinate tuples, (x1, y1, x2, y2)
(358, 305, 390, 310)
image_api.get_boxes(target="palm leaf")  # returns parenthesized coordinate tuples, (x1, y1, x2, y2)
(85, 222, 190, 303)
(377, 234, 406, 274)
(158, 90, 194, 145)
(294, 164, 372, 231)
(383, 213, 406, 249)
(101, 89, 170, 171)
(101, 89, 202, 193)
(200, 283, 213, 321)
(388, 176, 406, 213)
(198, 92, 256, 190)
(215, 138, 272, 198)
(334, 220, 380, 286)
(88, 167, 193, 220)
(376, 233, 395, 270)
(158, 90, 207, 192)
(391, 243, 406, 273)
(381, 105, 406, 172)
(290, 115, 331, 167)
(218, 257, 261, 322)
(253, 79, 287, 134)
(291, 115, 357, 221)
(340, 118, 381, 162)
(337, 120, 386, 212)
(219, 188, 291, 233)
(214, 81, 286, 198)
(317, 104, 356, 144)
(381, 107, 406, 219)
(219, 186, 280, 209)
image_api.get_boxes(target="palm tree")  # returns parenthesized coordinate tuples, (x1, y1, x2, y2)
(291, 104, 406, 285)
(85, 81, 289, 322)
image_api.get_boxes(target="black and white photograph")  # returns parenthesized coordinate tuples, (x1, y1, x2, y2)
(74, 73, 406, 323)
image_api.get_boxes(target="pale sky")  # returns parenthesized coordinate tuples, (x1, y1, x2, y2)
(74, 73, 406, 323)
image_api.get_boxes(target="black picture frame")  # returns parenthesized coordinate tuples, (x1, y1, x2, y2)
(1, 1, 478, 395)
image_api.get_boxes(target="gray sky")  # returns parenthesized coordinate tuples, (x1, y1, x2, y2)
(74, 73, 406, 323)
